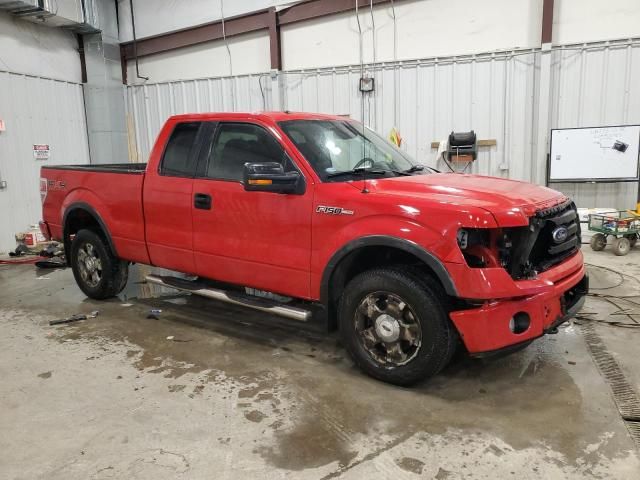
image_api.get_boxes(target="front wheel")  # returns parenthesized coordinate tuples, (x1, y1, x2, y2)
(70, 229, 128, 299)
(338, 267, 457, 386)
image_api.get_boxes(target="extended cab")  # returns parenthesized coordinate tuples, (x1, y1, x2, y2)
(40, 112, 588, 385)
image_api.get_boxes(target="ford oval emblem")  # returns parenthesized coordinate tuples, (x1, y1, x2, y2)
(552, 226, 569, 243)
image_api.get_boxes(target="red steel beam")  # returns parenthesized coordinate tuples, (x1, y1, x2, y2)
(268, 7, 281, 70)
(278, 0, 393, 25)
(120, 45, 128, 84)
(120, 0, 404, 61)
(541, 0, 554, 44)
(121, 9, 271, 60)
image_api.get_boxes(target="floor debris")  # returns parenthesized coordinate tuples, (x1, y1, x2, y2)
(49, 310, 99, 326)
(35, 258, 66, 269)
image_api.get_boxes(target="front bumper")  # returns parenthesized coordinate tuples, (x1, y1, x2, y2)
(449, 261, 588, 354)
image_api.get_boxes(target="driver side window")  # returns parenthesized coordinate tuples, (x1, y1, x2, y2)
(205, 123, 294, 181)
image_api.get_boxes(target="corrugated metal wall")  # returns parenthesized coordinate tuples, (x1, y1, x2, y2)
(126, 74, 271, 161)
(549, 40, 640, 208)
(126, 40, 640, 208)
(280, 50, 539, 182)
(0, 71, 90, 253)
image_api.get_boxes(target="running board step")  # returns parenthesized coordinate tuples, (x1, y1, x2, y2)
(145, 274, 311, 322)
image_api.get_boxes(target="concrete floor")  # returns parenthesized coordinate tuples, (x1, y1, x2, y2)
(1, 249, 639, 479)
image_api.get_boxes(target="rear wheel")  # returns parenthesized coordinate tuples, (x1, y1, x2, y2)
(338, 267, 457, 386)
(70, 229, 128, 299)
(625, 234, 637, 248)
(612, 237, 631, 256)
(589, 233, 607, 251)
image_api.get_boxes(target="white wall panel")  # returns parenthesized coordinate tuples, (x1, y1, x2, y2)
(117, 0, 640, 76)
(117, 0, 293, 43)
(126, 31, 271, 85)
(553, 0, 640, 46)
(0, 11, 81, 83)
(127, 74, 272, 161)
(0, 72, 89, 253)
(549, 41, 640, 208)
(281, 0, 543, 70)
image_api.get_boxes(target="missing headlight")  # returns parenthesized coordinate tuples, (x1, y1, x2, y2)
(457, 228, 497, 268)
(457, 228, 489, 250)
(457, 229, 469, 249)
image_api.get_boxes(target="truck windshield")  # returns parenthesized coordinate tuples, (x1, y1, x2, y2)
(278, 119, 425, 182)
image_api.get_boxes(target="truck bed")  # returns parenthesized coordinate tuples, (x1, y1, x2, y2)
(41, 163, 149, 265)
(42, 163, 147, 174)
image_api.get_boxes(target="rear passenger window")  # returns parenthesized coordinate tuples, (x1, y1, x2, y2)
(160, 122, 200, 176)
(206, 123, 291, 181)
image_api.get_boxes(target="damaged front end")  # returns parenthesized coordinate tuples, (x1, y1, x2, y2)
(499, 200, 581, 280)
(448, 199, 587, 355)
(457, 199, 581, 280)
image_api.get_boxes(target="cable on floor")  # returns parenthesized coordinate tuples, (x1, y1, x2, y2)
(577, 263, 640, 329)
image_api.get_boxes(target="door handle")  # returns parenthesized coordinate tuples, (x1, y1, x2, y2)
(194, 193, 212, 210)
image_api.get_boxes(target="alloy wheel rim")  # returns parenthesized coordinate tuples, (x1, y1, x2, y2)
(77, 242, 102, 288)
(354, 291, 422, 366)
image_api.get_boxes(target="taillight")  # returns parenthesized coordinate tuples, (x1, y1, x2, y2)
(40, 178, 48, 204)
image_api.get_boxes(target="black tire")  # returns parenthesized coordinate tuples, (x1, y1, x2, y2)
(612, 237, 631, 256)
(589, 233, 607, 251)
(70, 229, 128, 299)
(338, 267, 457, 386)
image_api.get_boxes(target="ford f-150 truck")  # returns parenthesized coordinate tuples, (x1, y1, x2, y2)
(40, 112, 588, 385)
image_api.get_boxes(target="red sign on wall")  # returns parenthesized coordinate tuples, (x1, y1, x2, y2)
(33, 144, 50, 160)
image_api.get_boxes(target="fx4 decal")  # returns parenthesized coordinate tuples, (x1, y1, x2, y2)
(316, 205, 354, 216)
(47, 180, 66, 190)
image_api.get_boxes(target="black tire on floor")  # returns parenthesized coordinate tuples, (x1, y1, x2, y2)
(612, 237, 631, 256)
(70, 229, 129, 299)
(589, 233, 607, 251)
(338, 267, 457, 386)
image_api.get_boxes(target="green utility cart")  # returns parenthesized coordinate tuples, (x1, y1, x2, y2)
(588, 211, 640, 256)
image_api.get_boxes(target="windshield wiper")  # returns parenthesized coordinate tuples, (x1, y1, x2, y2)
(403, 164, 425, 173)
(327, 167, 388, 179)
(384, 164, 426, 176)
(400, 164, 440, 174)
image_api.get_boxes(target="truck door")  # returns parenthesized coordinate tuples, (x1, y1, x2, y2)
(191, 121, 313, 299)
(143, 121, 205, 274)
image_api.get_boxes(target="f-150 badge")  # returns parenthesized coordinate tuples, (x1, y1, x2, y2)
(316, 205, 354, 216)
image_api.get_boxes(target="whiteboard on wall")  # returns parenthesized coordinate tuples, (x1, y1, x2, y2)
(549, 125, 640, 182)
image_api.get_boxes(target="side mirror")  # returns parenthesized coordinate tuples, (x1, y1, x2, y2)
(243, 162, 305, 194)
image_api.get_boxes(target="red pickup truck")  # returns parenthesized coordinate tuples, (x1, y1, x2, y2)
(40, 112, 587, 385)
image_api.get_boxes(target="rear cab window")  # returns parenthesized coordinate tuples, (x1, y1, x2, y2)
(159, 122, 202, 177)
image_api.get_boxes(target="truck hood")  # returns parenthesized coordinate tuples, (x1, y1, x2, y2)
(368, 173, 568, 226)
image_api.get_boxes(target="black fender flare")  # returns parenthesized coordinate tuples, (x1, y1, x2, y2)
(62, 202, 118, 258)
(320, 235, 458, 304)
